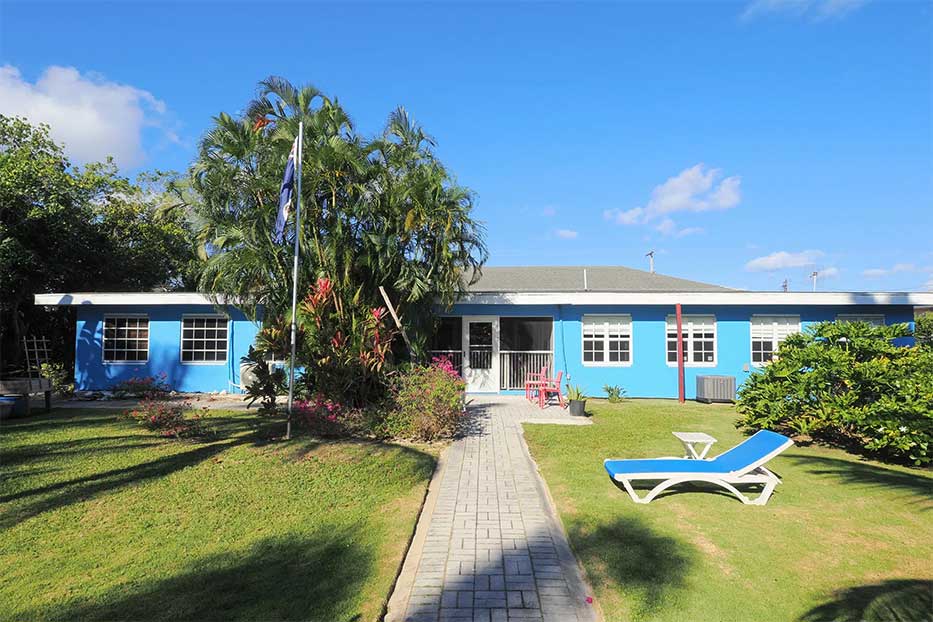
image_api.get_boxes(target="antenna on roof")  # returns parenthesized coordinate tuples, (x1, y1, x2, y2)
(811, 271, 818, 292)
(645, 250, 655, 274)
(781, 279, 789, 293)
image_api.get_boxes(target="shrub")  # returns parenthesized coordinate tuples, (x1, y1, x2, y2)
(379, 358, 466, 441)
(916, 313, 933, 348)
(111, 372, 170, 398)
(39, 361, 74, 397)
(241, 346, 286, 415)
(293, 277, 397, 407)
(737, 321, 933, 465)
(294, 395, 366, 438)
(123, 399, 209, 439)
(603, 384, 626, 403)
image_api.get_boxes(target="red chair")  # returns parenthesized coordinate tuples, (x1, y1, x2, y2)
(538, 370, 565, 409)
(524, 366, 548, 401)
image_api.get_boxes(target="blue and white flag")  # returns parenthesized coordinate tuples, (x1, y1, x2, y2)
(273, 136, 300, 243)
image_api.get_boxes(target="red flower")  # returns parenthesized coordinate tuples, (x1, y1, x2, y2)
(252, 117, 272, 131)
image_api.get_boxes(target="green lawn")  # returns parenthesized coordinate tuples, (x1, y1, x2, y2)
(523, 400, 933, 622)
(0, 408, 435, 622)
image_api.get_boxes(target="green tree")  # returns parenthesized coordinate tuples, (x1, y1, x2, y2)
(187, 77, 487, 364)
(0, 115, 197, 373)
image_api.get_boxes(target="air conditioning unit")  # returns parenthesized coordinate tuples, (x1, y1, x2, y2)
(696, 375, 736, 404)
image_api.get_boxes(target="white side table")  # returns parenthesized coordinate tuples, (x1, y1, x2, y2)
(673, 431, 718, 459)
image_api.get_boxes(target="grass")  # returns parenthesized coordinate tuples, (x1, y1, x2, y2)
(0, 408, 436, 622)
(523, 399, 933, 622)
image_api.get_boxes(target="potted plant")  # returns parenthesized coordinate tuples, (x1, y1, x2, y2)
(566, 384, 587, 416)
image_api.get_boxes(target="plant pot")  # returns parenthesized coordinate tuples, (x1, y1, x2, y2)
(568, 399, 587, 417)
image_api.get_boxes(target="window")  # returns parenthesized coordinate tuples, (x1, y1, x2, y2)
(666, 315, 716, 366)
(499, 317, 551, 351)
(103, 316, 149, 362)
(751, 315, 800, 365)
(582, 315, 632, 365)
(181, 316, 228, 363)
(836, 314, 885, 326)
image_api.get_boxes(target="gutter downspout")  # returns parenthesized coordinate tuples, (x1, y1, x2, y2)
(676, 303, 685, 403)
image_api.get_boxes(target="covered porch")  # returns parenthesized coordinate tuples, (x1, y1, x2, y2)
(430, 316, 553, 393)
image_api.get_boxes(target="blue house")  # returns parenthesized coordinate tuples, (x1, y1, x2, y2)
(34, 293, 261, 394)
(36, 266, 932, 399)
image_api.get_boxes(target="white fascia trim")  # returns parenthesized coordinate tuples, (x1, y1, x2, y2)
(457, 291, 933, 306)
(34, 293, 226, 306)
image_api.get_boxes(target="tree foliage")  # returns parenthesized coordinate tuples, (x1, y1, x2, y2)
(184, 77, 487, 365)
(0, 115, 197, 373)
(736, 321, 933, 465)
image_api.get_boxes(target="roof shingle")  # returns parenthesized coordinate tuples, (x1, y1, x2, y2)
(464, 266, 736, 293)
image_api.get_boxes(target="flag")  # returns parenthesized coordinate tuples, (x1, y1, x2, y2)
(273, 136, 299, 243)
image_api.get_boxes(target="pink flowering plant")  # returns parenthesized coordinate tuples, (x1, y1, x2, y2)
(377, 358, 466, 441)
(111, 371, 170, 398)
(123, 399, 210, 439)
(294, 394, 365, 438)
(294, 277, 398, 407)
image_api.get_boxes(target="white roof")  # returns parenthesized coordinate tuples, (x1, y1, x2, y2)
(34, 292, 218, 306)
(34, 290, 933, 307)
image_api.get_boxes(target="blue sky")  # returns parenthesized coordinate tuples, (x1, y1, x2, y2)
(2, 0, 931, 292)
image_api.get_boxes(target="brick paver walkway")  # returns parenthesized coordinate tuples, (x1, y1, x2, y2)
(386, 396, 598, 622)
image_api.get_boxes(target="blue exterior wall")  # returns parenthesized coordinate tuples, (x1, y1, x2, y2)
(448, 303, 915, 399)
(75, 305, 260, 393)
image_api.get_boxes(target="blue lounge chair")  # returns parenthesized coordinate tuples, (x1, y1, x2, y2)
(604, 430, 794, 505)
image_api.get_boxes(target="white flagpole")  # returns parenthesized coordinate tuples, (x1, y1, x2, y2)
(285, 122, 303, 440)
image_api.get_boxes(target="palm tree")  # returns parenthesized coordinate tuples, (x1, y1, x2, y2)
(187, 76, 487, 362)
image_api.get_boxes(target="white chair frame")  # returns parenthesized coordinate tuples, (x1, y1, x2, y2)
(605, 439, 793, 506)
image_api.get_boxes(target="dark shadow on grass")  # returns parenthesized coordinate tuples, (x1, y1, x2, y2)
(566, 515, 694, 617)
(799, 579, 933, 622)
(0, 412, 280, 529)
(1, 435, 164, 468)
(784, 454, 933, 511)
(16, 530, 372, 622)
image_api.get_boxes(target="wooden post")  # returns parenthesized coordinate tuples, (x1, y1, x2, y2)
(676, 303, 685, 403)
(378, 286, 414, 355)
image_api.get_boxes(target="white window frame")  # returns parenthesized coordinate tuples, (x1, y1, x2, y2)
(102, 314, 150, 364)
(836, 313, 885, 326)
(750, 315, 801, 367)
(666, 315, 717, 368)
(581, 314, 633, 367)
(180, 314, 229, 365)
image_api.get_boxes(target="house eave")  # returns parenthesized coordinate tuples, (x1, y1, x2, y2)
(34, 292, 229, 306)
(455, 291, 933, 306)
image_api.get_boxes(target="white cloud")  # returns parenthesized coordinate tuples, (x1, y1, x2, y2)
(0, 65, 170, 167)
(643, 164, 741, 217)
(861, 263, 917, 278)
(604, 164, 741, 232)
(926, 278, 933, 292)
(655, 218, 704, 238)
(819, 266, 840, 278)
(542, 206, 557, 217)
(555, 229, 578, 239)
(603, 207, 643, 225)
(745, 250, 824, 272)
(741, 0, 867, 21)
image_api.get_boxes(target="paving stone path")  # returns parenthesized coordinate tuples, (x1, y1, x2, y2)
(386, 396, 598, 622)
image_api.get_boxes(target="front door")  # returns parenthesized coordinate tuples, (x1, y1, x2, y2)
(462, 316, 498, 393)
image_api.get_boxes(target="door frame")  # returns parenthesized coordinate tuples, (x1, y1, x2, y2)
(462, 315, 499, 393)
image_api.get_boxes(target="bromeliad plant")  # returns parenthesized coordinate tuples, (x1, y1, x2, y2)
(294, 276, 398, 407)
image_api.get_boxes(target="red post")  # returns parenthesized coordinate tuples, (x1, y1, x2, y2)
(676, 303, 685, 403)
